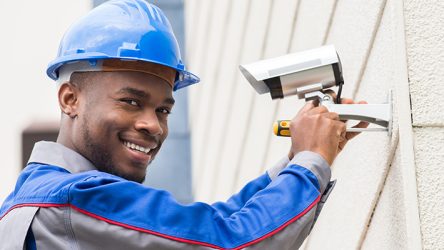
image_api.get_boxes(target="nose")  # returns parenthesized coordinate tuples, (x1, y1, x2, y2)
(134, 110, 163, 136)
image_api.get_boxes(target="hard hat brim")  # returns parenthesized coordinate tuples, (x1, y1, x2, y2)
(47, 55, 200, 91)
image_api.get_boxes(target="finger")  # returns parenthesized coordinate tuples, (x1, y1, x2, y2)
(340, 99, 368, 105)
(339, 133, 347, 143)
(337, 123, 348, 147)
(337, 100, 368, 147)
(321, 112, 340, 120)
(331, 122, 347, 146)
(340, 98, 354, 104)
(345, 121, 369, 140)
(307, 105, 329, 115)
(299, 101, 315, 114)
(331, 120, 346, 133)
(312, 98, 320, 107)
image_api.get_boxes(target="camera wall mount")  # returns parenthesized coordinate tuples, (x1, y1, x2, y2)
(305, 89, 393, 136)
(239, 45, 393, 137)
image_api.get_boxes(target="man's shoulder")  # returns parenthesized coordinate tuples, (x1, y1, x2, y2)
(0, 163, 128, 217)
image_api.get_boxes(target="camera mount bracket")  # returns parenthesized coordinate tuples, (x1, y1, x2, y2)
(304, 89, 393, 136)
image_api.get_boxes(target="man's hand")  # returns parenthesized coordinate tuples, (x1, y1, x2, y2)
(288, 102, 345, 165)
(337, 98, 369, 152)
(287, 98, 369, 166)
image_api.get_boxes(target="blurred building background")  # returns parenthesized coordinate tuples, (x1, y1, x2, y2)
(1, 0, 443, 249)
(0, 0, 90, 206)
(186, 0, 443, 249)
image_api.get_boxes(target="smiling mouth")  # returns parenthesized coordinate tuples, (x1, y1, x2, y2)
(122, 141, 156, 155)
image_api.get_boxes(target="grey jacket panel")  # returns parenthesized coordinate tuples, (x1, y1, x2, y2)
(2, 186, 328, 250)
(70, 207, 213, 250)
(267, 151, 331, 190)
(28, 141, 96, 174)
(245, 204, 316, 250)
(267, 156, 290, 180)
(290, 151, 336, 231)
(310, 180, 337, 231)
(0, 206, 39, 250)
(32, 206, 76, 249)
(31, 206, 212, 250)
(30, 205, 318, 250)
(291, 151, 331, 193)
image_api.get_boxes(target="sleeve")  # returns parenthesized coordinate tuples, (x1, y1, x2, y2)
(67, 151, 332, 249)
(248, 151, 336, 249)
(211, 156, 289, 217)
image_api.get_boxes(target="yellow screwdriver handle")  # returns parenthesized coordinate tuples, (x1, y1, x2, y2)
(273, 120, 291, 137)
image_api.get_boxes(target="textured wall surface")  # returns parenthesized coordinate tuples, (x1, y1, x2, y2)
(404, 0, 444, 249)
(186, 0, 442, 248)
(361, 147, 408, 250)
(404, 0, 444, 127)
(414, 128, 444, 249)
(305, 1, 400, 248)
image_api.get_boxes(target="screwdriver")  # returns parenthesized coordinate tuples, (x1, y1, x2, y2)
(273, 120, 291, 137)
(273, 120, 386, 136)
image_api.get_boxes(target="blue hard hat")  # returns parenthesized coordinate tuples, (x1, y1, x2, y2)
(47, 0, 199, 90)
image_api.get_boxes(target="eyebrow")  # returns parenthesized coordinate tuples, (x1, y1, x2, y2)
(118, 87, 148, 98)
(117, 87, 175, 105)
(164, 97, 175, 105)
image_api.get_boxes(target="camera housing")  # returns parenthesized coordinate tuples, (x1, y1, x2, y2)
(239, 45, 393, 136)
(239, 45, 343, 99)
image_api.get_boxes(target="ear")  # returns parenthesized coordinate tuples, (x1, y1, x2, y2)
(58, 83, 80, 118)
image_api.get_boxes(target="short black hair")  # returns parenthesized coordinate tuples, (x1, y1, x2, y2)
(69, 71, 101, 91)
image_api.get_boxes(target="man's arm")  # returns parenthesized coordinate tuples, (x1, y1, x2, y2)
(210, 156, 289, 218)
(30, 101, 359, 249)
(211, 151, 333, 221)
(64, 153, 328, 249)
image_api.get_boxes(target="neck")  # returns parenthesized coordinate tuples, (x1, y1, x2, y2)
(57, 118, 77, 153)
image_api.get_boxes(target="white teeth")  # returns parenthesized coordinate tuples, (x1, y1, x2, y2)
(123, 141, 153, 154)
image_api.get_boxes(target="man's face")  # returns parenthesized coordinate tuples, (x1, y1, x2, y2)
(72, 71, 175, 183)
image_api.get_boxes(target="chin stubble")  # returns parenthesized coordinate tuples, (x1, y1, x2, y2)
(81, 118, 147, 183)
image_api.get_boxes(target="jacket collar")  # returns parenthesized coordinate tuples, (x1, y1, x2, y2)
(27, 141, 96, 173)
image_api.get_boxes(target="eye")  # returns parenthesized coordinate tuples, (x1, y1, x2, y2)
(121, 99, 139, 107)
(157, 107, 171, 115)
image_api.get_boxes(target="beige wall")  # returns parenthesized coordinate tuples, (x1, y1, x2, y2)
(186, 0, 443, 249)
(0, 1, 91, 203)
(405, 0, 444, 248)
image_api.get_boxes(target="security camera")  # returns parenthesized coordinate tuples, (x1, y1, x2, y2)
(239, 45, 393, 136)
(239, 45, 343, 100)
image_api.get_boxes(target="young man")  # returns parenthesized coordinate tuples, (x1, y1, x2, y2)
(0, 0, 366, 249)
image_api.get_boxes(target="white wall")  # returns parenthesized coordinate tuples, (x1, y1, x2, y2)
(186, 0, 443, 249)
(404, 0, 444, 248)
(0, 1, 91, 203)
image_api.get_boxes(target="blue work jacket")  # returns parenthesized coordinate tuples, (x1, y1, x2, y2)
(0, 141, 334, 249)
